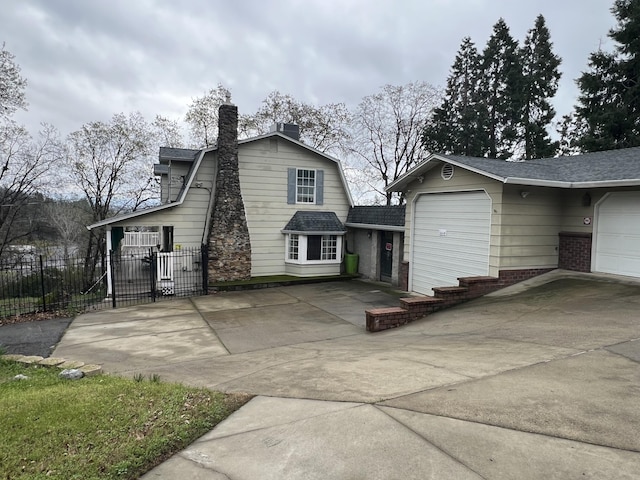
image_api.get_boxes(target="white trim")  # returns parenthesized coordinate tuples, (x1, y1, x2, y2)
(345, 222, 404, 232)
(284, 233, 343, 265)
(295, 168, 317, 204)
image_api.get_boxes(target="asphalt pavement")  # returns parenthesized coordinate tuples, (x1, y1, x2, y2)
(0, 317, 73, 357)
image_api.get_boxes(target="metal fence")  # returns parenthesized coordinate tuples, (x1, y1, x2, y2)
(0, 246, 208, 319)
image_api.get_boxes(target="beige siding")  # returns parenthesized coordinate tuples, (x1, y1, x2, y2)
(239, 138, 351, 277)
(160, 163, 193, 204)
(498, 185, 562, 269)
(403, 164, 503, 276)
(106, 137, 351, 277)
(110, 155, 217, 250)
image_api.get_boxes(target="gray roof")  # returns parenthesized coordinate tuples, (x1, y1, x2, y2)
(346, 205, 405, 228)
(388, 146, 640, 191)
(282, 211, 346, 234)
(159, 147, 200, 164)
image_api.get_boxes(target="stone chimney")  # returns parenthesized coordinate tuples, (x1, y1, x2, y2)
(207, 102, 252, 282)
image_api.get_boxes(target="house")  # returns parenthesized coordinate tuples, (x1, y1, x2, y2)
(345, 205, 405, 286)
(87, 103, 354, 295)
(386, 148, 640, 295)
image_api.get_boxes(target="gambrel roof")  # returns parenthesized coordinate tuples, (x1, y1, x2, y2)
(88, 131, 353, 230)
(387, 146, 640, 192)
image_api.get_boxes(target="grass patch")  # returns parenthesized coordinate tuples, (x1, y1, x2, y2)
(0, 359, 251, 479)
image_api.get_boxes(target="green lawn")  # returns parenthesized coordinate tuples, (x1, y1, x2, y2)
(0, 358, 251, 479)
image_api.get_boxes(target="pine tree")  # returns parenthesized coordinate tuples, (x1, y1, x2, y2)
(574, 0, 640, 151)
(477, 19, 524, 159)
(422, 37, 484, 156)
(519, 15, 562, 159)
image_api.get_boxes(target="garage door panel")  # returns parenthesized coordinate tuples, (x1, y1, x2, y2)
(412, 191, 491, 295)
(594, 192, 640, 277)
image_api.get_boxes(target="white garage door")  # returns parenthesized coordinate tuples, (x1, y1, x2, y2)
(412, 191, 491, 295)
(594, 192, 640, 278)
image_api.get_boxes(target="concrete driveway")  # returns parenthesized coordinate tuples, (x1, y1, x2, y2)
(52, 273, 640, 479)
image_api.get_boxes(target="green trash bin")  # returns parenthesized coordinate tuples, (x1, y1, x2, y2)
(344, 253, 359, 275)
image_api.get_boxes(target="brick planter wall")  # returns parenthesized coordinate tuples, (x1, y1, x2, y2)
(365, 268, 555, 332)
(498, 268, 555, 285)
(558, 231, 592, 272)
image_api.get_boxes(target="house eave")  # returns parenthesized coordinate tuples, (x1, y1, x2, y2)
(503, 178, 640, 188)
(345, 222, 404, 232)
(281, 230, 347, 235)
(87, 202, 181, 230)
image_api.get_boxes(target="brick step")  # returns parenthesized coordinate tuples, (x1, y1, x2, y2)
(400, 296, 445, 319)
(365, 306, 410, 332)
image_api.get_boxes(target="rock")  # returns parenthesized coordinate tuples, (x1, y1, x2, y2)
(58, 360, 85, 369)
(13, 374, 29, 380)
(1, 354, 24, 362)
(59, 369, 84, 380)
(39, 357, 66, 366)
(17, 355, 44, 364)
(79, 364, 102, 377)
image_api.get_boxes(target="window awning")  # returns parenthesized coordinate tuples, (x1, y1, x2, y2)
(282, 211, 346, 235)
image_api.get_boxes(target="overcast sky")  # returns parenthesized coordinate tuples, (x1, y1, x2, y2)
(1, 0, 617, 138)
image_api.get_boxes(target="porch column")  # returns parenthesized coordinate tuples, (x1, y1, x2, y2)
(106, 226, 113, 296)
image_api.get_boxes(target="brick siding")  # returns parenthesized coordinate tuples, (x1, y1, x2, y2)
(558, 231, 592, 273)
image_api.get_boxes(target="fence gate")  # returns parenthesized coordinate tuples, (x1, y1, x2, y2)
(109, 246, 208, 307)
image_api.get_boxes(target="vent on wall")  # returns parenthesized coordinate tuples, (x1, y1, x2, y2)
(441, 163, 454, 180)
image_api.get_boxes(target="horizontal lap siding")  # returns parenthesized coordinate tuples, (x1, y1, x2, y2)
(109, 157, 217, 250)
(239, 139, 351, 277)
(499, 185, 562, 269)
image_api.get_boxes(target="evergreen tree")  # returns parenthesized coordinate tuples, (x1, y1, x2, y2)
(477, 18, 524, 159)
(422, 37, 484, 156)
(519, 15, 562, 159)
(574, 0, 640, 151)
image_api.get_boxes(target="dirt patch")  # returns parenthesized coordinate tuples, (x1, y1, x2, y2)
(0, 311, 70, 327)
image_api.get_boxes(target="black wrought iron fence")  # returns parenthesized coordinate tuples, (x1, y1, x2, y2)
(0, 246, 208, 319)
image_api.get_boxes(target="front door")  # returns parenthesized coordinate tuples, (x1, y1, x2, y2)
(380, 231, 393, 282)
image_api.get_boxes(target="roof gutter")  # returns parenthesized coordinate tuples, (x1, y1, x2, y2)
(345, 222, 404, 232)
(503, 177, 640, 188)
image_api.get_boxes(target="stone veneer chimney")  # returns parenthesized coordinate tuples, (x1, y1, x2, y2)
(207, 102, 252, 282)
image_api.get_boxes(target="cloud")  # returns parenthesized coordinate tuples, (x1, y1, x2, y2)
(1, 0, 617, 137)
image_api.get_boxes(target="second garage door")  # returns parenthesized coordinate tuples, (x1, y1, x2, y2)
(412, 191, 491, 295)
(593, 192, 640, 278)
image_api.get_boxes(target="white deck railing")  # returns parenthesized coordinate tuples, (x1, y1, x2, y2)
(123, 232, 159, 248)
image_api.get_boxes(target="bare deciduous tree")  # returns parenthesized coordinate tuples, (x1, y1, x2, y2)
(0, 122, 62, 255)
(239, 91, 351, 155)
(0, 45, 63, 255)
(66, 112, 156, 283)
(348, 81, 443, 205)
(184, 84, 231, 147)
(0, 43, 27, 117)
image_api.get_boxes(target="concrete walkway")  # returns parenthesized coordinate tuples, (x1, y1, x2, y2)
(53, 274, 640, 479)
